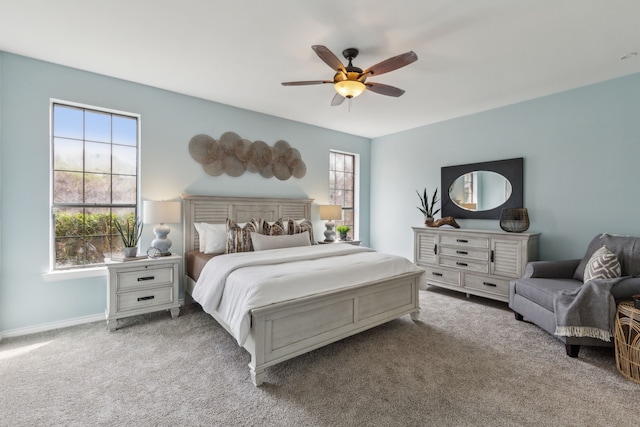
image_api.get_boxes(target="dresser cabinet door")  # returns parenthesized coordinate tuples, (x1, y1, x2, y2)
(415, 232, 437, 265)
(491, 239, 521, 278)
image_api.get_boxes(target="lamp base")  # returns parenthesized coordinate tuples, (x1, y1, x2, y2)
(151, 223, 173, 256)
(324, 220, 336, 242)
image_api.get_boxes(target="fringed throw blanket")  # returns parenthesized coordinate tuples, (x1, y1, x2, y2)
(553, 277, 626, 341)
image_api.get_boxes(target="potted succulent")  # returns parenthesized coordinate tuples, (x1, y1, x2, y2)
(416, 188, 440, 225)
(336, 225, 351, 241)
(114, 218, 143, 257)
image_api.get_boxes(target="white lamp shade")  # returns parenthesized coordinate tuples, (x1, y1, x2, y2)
(143, 201, 181, 224)
(319, 205, 342, 221)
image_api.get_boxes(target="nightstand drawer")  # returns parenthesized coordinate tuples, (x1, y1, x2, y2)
(117, 286, 174, 312)
(117, 266, 174, 291)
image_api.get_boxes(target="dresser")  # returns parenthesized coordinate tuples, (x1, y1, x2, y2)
(105, 254, 181, 331)
(413, 227, 540, 302)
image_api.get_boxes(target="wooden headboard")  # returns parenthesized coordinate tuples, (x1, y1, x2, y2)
(181, 194, 314, 253)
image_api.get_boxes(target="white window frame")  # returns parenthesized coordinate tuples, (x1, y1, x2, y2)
(48, 99, 141, 273)
(329, 149, 360, 240)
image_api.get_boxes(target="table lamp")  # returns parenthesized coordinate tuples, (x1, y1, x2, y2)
(319, 204, 342, 242)
(143, 200, 181, 256)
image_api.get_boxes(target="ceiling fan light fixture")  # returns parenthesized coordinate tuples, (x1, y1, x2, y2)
(334, 80, 366, 98)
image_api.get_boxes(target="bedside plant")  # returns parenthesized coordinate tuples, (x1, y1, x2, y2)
(416, 188, 440, 221)
(336, 225, 351, 240)
(114, 218, 143, 257)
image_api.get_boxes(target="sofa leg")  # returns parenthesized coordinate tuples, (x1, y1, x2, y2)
(514, 312, 524, 321)
(565, 344, 580, 358)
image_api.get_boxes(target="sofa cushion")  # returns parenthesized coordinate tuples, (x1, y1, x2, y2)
(574, 234, 640, 281)
(583, 246, 621, 282)
(512, 278, 582, 312)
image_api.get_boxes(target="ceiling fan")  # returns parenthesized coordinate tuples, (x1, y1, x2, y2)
(282, 45, 418, 106)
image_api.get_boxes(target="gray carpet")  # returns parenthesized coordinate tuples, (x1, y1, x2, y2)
(1, 287, 638, 426)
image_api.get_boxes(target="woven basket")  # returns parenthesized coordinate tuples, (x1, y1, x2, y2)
(614, 301, 640, 384)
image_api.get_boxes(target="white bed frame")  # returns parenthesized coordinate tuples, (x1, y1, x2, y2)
(182, 194, 422, 386)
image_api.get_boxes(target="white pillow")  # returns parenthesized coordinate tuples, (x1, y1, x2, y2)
(194, 223, 207, 252)
(251, 231, 311, 251)
(204, 224, 227, 254)
(194, 222, 227, 254)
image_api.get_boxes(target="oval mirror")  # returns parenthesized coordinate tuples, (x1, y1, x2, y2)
(448, 171, 512, 212)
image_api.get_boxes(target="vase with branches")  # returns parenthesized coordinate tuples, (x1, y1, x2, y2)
(416, 188, 440, 223)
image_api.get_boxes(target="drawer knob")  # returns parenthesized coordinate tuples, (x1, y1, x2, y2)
(456, 262, 468, 267)
(483, 282, 497, 287)
(456, 239, 468, 243)
(137, 276, 155, 282)
(137, 295, 155, 301)
(432, 272, 443, 277)
(456, 250, 468, 255)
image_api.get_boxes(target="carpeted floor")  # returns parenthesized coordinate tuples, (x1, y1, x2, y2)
(1, 287, 638, 426)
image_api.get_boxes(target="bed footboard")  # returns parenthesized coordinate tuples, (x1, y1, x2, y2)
(244, 271, 422, 386)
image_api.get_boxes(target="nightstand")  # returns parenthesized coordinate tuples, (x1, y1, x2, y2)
(105, 254, 181, 331)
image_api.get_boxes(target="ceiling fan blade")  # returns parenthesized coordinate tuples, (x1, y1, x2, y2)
(331, 93, 346, 106)
(362, 51, 418, 77)
(312, 45, 346, 73)
(281, 80, 333, 86)
(365, 82, 405, 97)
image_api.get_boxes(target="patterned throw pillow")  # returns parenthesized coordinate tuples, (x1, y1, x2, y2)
(226, 218, 260, 253)
(258, 218, 287, 236)
(583, 245, 621, 282)
(287, 218, 315, 245)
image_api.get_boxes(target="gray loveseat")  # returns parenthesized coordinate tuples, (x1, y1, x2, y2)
(509, 233, 640, 357)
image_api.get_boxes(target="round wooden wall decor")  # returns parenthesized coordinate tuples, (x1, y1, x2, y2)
(189, 133, 306, 180)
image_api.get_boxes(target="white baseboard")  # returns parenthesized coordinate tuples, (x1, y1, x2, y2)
(1, 298, 185, 340)
(0, 313, 106, 340)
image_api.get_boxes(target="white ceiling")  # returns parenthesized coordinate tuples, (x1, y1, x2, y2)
(1, 1, 639, 138)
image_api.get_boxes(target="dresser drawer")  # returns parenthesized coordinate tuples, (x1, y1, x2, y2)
(439, 256, 489, 274)
(438, 246, 489, 262)
(116, 266, 174, 291)
(422, 266, 460, 286)
(440, 235, 489, 249)
(463, 274, 510, 297)
(117, 286, 174, 312)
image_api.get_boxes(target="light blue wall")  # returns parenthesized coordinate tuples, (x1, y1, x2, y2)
(3, 49, 639, 334)
(371, 72, 640, 262)
(0, 52, 370, 332)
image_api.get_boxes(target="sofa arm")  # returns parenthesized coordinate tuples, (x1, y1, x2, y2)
(523, 259, 581, 279)
(612, 277, 640, 301)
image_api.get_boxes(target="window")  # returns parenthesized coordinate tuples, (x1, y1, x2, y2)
(51, 102, 139, 270)
(329, 150, 358, 240)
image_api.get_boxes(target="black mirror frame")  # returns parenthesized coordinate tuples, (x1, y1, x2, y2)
(441, 157, 524, 220)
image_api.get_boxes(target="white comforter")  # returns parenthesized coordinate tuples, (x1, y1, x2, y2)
(192, 244, 423, 345)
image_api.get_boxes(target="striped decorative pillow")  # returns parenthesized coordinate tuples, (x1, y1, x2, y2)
(226, 218, 260, 253)
(258, 218, 287, 236)
(583, 246, 621, 282)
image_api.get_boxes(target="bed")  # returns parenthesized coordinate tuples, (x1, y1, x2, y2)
(182, 194, 424, 386)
